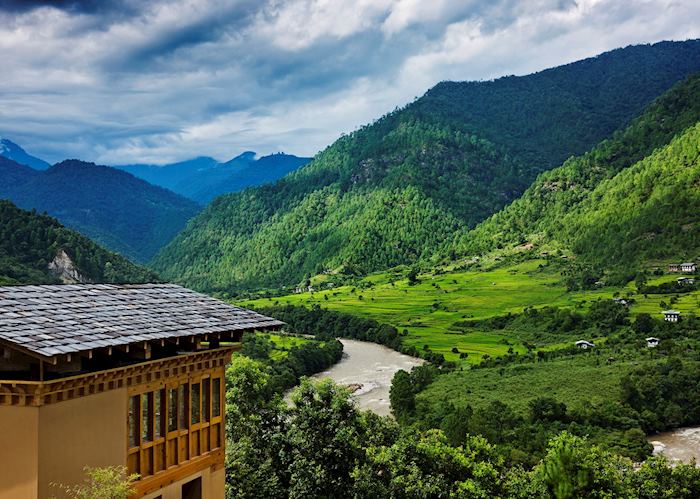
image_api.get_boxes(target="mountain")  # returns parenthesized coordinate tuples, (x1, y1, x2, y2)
(115, 152, 311, 204)
(0, 199, 157, 285)
(0, 138, 50, 170)
(0, 158, 200, 263)
(152, 40, 700, 292)
(460, 73, 700, 269)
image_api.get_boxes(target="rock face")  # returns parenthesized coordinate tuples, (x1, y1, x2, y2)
(48, 249, 88, 284)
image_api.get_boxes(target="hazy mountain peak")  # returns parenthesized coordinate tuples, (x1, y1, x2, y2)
(0, 138, 51, 170)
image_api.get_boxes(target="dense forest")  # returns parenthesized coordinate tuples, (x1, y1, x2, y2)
(153, 40, 700, 292)
(225, 355, 700, 499)
(0, 200, 157, 285)
(0, 157, 200, 262)
(459, 73, 700, 269)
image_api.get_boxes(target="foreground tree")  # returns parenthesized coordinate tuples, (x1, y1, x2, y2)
(225, 357, 700, 498)
(51, 466, 137, 499)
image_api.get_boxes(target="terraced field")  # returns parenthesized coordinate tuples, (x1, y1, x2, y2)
(242, 260, 700, 365)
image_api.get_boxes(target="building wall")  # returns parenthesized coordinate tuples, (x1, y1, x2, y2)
(38, 388, 128, 499)
(141, 465, 225, 499)
(0, 406, 39, 499)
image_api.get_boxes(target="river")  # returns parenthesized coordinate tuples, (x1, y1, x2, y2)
(649, 427, 700, 464)
(308, 338, 424, 416)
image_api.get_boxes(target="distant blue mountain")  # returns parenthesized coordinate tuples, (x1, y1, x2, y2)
(0, 156, 200, 263)
(0, 138, 51, 170)
(115, 151, 311, 204)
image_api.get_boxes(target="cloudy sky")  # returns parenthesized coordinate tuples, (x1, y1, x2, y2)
(0, 0, 698, 165)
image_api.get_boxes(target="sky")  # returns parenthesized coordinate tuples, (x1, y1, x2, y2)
(0, 0, 699, 165)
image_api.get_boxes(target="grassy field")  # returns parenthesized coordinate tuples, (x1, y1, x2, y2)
(417, 351, 654, 415)
(241, 260, 700, 365)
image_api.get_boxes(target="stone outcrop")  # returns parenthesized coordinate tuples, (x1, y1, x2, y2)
(48, 249, 88, 284)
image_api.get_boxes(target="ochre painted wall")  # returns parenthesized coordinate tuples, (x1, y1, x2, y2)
(38, 388, 128, 499)
(141, 465, 223, 499)
(210, 466, 225, 499)
(0, 406, 39, 499)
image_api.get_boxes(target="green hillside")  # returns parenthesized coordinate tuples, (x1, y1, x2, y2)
(460, 73, 700, 264)
(564, 122, 700, 266)
(0, 199, 157, 285)
(240, 73, 700, 366)
(153, 40, 700, 291)
(0, 158, 200, 263)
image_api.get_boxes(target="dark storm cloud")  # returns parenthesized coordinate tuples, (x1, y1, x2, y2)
(0, 0, 698, 164)
(0, 0, 133, 14)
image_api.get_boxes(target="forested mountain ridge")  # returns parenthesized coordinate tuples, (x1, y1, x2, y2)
(153, 40, 700, 291)
(115, 151, 311, 204)
(459, 72, 700, 268)
(0, 200, 157, 285)
(0, 158, 200, 263)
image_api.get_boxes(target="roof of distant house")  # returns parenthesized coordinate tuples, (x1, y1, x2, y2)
(0, 283, 283, 358)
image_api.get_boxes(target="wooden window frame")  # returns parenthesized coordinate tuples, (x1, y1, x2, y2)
(127, 367, 225, 481)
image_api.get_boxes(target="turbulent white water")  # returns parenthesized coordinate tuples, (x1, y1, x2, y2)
(309, 338, 424, 417)
(649, 427, 700, 464)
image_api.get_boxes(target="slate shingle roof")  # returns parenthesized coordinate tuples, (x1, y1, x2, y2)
(0, 283, 284, 358)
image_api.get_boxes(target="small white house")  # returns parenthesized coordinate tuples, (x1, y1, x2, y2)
(681, 262, 697, 273)
(677, 277, 695, 285)
(662, 310, 681, 322)
(613, 297, 629, 306)
(575, 340, 595, 349)
(646, 337, 660, 348)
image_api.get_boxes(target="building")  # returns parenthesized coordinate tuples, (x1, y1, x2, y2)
(677, 277, 695, 285)
(646, 337, 660, 348)
(613, 297, 629, 306)
(575, 340, 595, 349)
(0, 284, 284, 499)
(662, 310, 681, 322)
(681, 262, 697, 273)
(668, 263, 680, 272)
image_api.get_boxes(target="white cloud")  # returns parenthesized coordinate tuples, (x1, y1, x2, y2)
(0, 0, 698, 164)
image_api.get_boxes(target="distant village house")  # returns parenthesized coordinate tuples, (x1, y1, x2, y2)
(668, 262, 696, 273)
(681, 262, 697, 273)
(677, 277, 695, 285)
(575, 340, 595, 349)
(646, 337, 660, 348)
(662, 310, 681, 322)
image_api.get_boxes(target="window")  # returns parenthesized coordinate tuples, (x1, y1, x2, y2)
(202, 378, 210, 422)
(142, 393, 153, 442)
(178, 384, 188, 429)
(212, 378, 221, 417)
(168, 388, 178, 432)
(128, 395, 139, 447)
(155, 389, 165, 438)
(182, 477, 202, 499)
(191, 383, 200, 424)
(128, 373, 224, 480)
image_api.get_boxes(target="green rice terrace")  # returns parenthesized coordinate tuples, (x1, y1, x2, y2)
(241, 259, 700, 366)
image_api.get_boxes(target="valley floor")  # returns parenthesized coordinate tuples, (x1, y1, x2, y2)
(242, 259, 700, 366)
